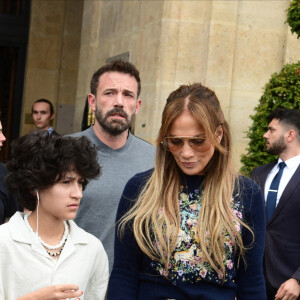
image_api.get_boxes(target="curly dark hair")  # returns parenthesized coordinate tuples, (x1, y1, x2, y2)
(5, 133, 101, 211)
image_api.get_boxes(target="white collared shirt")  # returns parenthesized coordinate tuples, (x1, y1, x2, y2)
(264, 155, 300, 206)
(0, 212, 109, 300)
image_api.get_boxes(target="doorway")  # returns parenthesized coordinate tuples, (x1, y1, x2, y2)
(0, 0, 30, 162)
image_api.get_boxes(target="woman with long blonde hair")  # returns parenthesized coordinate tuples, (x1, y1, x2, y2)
(108, 83, 266, 300)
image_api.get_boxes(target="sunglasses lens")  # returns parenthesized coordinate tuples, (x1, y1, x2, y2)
(162, 138, 181, 151)
(168, 138, 184, 150)
(190, 139, 206, 147)
(162, 137, 208, 151)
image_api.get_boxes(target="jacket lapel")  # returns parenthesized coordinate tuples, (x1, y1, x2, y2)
(270, 164, 300, 222)
(258, 163, 276, 199)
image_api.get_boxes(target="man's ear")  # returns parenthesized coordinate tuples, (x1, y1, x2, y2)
(135, 99, 142, 115)
(286, 129, 296, 142)
(88, 94, 96, 114)
(50, 113, 55, 121)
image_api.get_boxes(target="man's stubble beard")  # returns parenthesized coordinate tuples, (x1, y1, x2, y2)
(95, 104, 135, 136)
(266, 135, 287, 155)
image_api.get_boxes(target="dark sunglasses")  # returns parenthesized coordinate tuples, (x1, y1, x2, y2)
(161, 136, 210, 152)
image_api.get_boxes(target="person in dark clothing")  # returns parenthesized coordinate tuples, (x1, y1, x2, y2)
(108, 83, 266, 300)
(252, 108, 300, 300)
(0, 118, 18, 224)
(31, 99, 59, 136)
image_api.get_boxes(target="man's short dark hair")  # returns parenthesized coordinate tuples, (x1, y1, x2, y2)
(268, 108, 300, 137)
(32, 99, 54, 116)
(6, 133, 101, 211)
(90, 60, 141, 97)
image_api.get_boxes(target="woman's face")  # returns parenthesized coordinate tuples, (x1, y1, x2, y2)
(167, 111, 221, 176)
(36, 171, 84, 221)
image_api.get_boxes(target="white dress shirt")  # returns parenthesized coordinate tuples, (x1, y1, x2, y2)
(0, 212, 109, 300)
(264, 155, 300, 206)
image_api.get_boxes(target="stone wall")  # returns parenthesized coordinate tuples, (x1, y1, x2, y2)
(74, 0, 300, 168)
(22, 0, 300, 168)
(21, 0, 83, 135)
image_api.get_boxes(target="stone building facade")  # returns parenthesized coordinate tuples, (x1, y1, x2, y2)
(21, 0, 300, 168)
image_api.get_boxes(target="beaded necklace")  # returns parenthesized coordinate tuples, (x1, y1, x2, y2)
(24, 214, 69, 251)
(46, 240, 67, 257)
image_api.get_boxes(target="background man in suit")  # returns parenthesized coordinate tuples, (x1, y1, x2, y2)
(71, 60, 155, 272)
(252, 108, 300, 300)
(32, 99, 59, 136)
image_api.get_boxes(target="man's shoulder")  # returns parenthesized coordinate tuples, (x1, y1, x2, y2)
(51, 130, 60, 136)
(128, 136, 155, 167)
(253, 161, 277, 175)
(131, 135, 155, 148)
(69, 127, 91, 138)
(68, 128, 97, 146)
(130, 135, 155, 157)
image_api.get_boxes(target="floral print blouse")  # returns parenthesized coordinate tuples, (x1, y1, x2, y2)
(151, 178, 243, 285)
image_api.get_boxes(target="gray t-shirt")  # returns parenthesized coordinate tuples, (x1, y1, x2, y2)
(70, 127, 155, 272)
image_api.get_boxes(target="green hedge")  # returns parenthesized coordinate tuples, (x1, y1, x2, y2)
(287, 0, 300, 39)
(240, 62, 300, 177)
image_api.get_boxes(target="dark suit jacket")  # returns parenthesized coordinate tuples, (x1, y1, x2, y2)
(50, 130, 60, 136)
(32, 129, 60, 136)
(0, 163, 19, 224)
(252, 162, 300, 289)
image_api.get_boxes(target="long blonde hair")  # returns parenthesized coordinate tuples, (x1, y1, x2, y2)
(120, 83, 253, 277)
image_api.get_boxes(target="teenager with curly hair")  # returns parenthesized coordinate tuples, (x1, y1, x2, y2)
(108, 83, 266, 300)
(0, 133, 109, 299)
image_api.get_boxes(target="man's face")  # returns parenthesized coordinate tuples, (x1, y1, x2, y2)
(32, 102, 54, 130)
(0, 121, 6, 151)
(263, 118, 287, 155)
(88, 71, 141, 136)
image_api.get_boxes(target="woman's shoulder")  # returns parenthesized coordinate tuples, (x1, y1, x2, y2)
(123, 168, 154, 195)
(116, 169, 154, 217)
(235, 175, 264, 212)
(127, 168, 154, 184)
(236, 175, 261, 194)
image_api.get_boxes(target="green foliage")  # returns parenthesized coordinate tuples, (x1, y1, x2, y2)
(287, 0, 300, 39)
(240, 62, 300, 177)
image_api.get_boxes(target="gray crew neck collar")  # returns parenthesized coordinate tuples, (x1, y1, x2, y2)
(89, 126, 133, 153)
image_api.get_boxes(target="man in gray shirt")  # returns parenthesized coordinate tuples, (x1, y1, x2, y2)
(71, 61, 155, 272)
